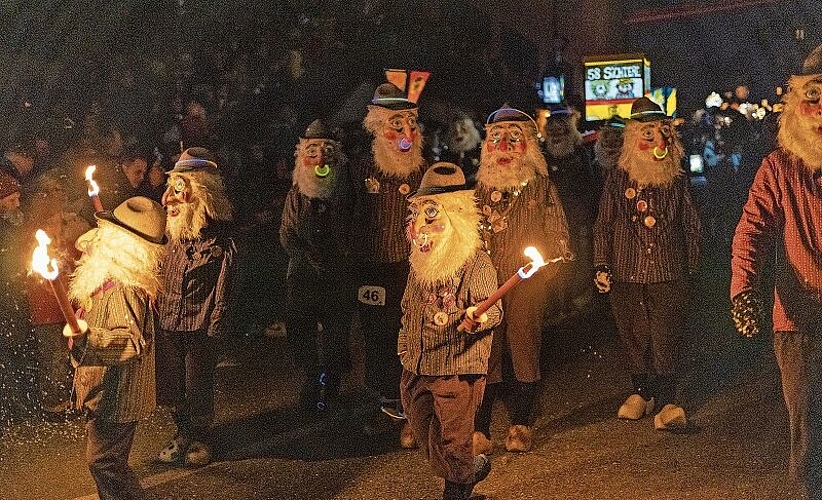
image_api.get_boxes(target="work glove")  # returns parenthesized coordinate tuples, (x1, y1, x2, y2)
(63, 319, 89, 338)
(731, 291, 763, 338)
(461, 306, 489, 333)
(594, 265, 612, 294)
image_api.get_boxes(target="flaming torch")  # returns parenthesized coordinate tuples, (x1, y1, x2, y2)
(457, 246, 563, 332)
(31, 229, 81, 334)
(85, 165, 104, 213)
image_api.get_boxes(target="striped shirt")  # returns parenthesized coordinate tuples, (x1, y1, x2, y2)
(593, 169, 701, 283)
(158, 223, 238, 337)
(476, 175, 571, 281)
(398, 252, 502, 376)
(349, 154, 424, 263)
(72, 283, 156, 422)
(731, 149, 822, 332)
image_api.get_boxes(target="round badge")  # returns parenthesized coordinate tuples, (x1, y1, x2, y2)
(636, 200, 648, 213)
(212, 247, 223, 258)
(442, 294, 456, 310)
(398, 183, 411, 195)
(625, 188, 636, 199)
(433, 311, 449, 326)
(490, 190, 502, 203)
(644, 215, 657, 228)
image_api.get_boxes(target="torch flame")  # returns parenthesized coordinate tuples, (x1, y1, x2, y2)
(518, 246, 546, 279)
(85, 165, 100, 196)
(32, 229, 59, 280)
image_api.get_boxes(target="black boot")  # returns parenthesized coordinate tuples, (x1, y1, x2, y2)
(442, 454, 492, 499)
(443, 480, 468, 500)
(631, 373, 652, 401)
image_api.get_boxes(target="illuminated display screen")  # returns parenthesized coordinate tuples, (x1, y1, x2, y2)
(583, 54, 651, 121)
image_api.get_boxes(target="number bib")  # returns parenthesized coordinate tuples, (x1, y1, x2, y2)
(358, 285, 386, 306)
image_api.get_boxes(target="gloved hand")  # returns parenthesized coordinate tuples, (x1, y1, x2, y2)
(462, 306, 489, 333)
(63, 319, 89, 338)
(731, 291, 763, 338)
(594, 265, 612, 294)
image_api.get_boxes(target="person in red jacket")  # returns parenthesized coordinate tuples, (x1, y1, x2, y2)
(730, 44, 822, 499)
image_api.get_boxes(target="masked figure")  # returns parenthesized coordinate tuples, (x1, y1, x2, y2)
(399, 162, 501, 500)
(473, 105, 571, 454)
(593, 97, 701, 430)
(348, 82, 426, 447)
(730, 44, 822, 499)
(280, 119, 353, 414)
(67, 196, 167, 500)
(156, 147, 238, 467)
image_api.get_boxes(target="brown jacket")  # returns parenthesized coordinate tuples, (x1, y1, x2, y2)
(72, 282, 156, 422)
(398, 252, 502, 376)
(594, 169, 701, 283)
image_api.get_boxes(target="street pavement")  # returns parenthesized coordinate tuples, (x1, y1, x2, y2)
(0, 244, 806, 500)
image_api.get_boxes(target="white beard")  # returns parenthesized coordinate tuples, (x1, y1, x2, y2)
(293, 164, 336, 199)
(619, 155, 682, 186)
(166, 200, 207, 241)
(372, 137, 424, 178)
(409, 194, 481, 288)
(476, 148, 546, 191)
(69, 224, 162, 310)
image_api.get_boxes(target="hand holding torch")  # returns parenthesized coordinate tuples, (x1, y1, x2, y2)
(457, 246, 564, 332)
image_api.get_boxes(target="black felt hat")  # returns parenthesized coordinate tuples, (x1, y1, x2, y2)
(301, 119, 336, 140)
(628, 97, 667, 122)
(801, 44, 822, 75)
(371, 82, 416, 110)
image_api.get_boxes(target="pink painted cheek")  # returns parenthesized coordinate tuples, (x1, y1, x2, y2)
(800, 102, 822, 116)
(637, 141, 652, 151)
(429, 222, 446, 233)
(512, 142, 527, 154)
(384, 130, 398, 141)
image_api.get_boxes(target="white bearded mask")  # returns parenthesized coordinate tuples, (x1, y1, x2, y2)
(476, 120, 548, 190)
(363, 106, 424, 177)
(292, 138, 343, 199)
(618, 119, 684, 186)
(778, 74, 822, 171)
(162, 171, 233, 241)
(407, 190, 481, 287)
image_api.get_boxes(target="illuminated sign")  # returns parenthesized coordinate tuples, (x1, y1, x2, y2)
(583, 53, 651, 121)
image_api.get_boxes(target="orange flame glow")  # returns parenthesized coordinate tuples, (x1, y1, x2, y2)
(32, 229, 59, 280)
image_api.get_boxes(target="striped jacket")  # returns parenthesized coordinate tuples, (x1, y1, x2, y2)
(594, 169, 701, 283)
(72, 283, 156, 422)
(349, 154, 425, 264)
(398, 252, 502, 376)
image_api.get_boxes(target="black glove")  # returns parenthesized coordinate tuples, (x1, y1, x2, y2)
(594, 264, 612, 294)
(731, 291, 763, 338)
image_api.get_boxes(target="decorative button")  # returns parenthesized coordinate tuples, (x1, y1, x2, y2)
(625, 188, 636, 199)
(433, 311, 449, 326)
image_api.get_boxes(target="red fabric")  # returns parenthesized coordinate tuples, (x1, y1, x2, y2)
(26, 242, 80, 325)
(731, 149, 822, 332)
